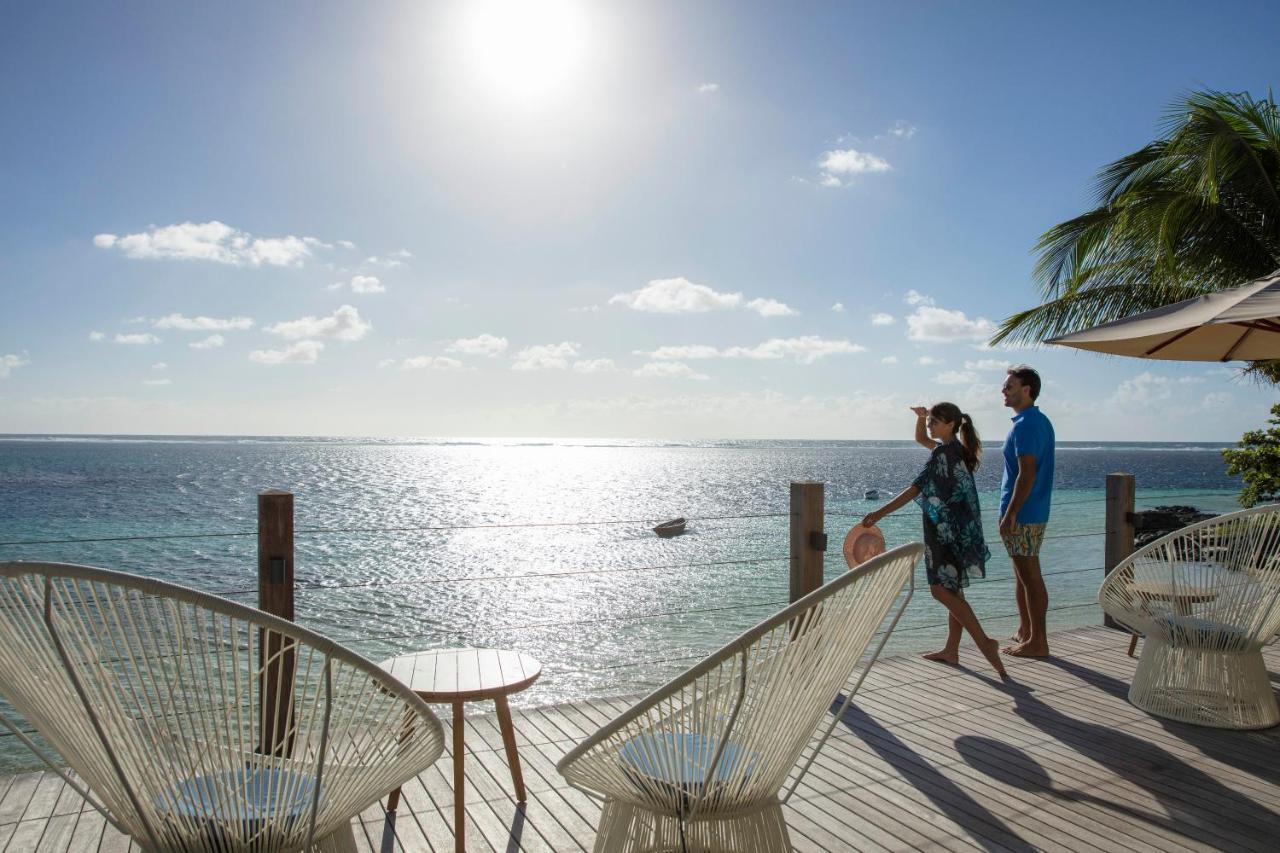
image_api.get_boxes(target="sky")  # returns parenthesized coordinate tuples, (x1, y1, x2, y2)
(2, 0, 1279, 441)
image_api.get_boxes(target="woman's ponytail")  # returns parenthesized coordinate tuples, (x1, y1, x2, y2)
(957, 412, 982, 473)
(928, 402, 982, 473)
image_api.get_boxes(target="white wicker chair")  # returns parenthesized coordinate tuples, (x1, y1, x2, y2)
(1099, 504, 1280, 729)
(557, 542, 921, 852)
(0, 561, 446, 852)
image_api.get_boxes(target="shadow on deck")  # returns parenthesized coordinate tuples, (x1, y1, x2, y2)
(1, 625, 1277, 852)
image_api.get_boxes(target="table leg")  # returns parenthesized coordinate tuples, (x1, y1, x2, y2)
(453, 700, 466, 853)
(495, 694, 526, 802)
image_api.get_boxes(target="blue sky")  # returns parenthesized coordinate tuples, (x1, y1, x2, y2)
(2, 0, 1278, 440)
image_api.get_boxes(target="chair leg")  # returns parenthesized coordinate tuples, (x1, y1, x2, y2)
(592, 798, 790, 853)
(1129, 638, 1279, 729)
(310, 822, 358, 852)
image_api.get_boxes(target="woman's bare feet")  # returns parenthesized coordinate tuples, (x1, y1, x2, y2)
(1002, 640, 1049, 658)
(978, 637, 1007, 678)
(921, 649, 959, 666)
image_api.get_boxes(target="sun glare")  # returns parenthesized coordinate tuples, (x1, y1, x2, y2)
(458, 0, 590, 108)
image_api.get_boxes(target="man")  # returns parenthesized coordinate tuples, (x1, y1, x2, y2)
(998, 365, 1055, 658)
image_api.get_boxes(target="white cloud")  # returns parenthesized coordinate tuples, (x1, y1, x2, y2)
(935, 370, 979, 386)
(337, 240, 357, 251)
(1110, 372, 1174, 406)
(880, 356, 899, 364)
(190, 335, 225, 350)
(870, 312, 896, 326)
(634, 361, 710, 380)
(0, 355, 29, 379)
(88, 331, 106, 342)
(153, 313, 254, 331)
(512, 342, 580, 371)
(573, 359, 617, 374)
(904, 290, 934, 307)
(831, 302, 845, 313)
(249, 340, 324, 365)
(113, 333, 161, 345)
(266, 305, 370, 342)
(151, 362, 167, 371)
(641, 345, 722, 360)
(817, 148, 891, 187)
(94, 220, 325, 267)
(392, 249, 413, 259)
(350, 275, 385, 294)
(745, 297, 797, 317)
(446, 334, 509, 357)
(887, 121, 916, 139)
(696, 82, 720, 93)
(609, 277, 742, 313)
(906, 305, 997, 343)
(965, 358, 1012, 372)
(142, 378, 172, 386)
(1201, 391, 1233, 410)
(365, 255, 407, 269)
(722, 336, 865, 364)
(641, 337, 864, 364)
(917, 356, 941, 365)
(402, 356, 463, 370)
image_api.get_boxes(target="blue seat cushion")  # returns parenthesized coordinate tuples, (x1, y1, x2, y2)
(159, 767, 318, 824)
(619, 732, 759, 795)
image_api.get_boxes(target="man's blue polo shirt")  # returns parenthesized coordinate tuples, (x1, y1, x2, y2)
(999, 405, 1055, 524)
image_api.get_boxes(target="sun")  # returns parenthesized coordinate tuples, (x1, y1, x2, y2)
(457, 0, 590, 108)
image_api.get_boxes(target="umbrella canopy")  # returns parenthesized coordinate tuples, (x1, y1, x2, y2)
(1046, 270, 1280, 361)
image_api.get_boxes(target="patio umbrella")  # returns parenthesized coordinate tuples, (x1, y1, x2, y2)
(1046, 270, 1280, 361)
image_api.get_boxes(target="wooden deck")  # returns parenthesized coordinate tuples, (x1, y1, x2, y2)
(2, 624, 1278, 851)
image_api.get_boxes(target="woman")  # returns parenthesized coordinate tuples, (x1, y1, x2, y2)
(860, 403, 1006, 677)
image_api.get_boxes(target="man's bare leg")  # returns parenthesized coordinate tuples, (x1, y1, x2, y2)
(1006, 576, 1031, 647)
(1005, 555, 1049, 657)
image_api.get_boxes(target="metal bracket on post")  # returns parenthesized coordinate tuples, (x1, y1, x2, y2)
(809, 531, 829, 552)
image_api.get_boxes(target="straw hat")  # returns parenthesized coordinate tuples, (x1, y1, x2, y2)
(843, 524, 886, 569)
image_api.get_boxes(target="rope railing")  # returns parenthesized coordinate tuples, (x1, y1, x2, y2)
(0, 492, 1241, 550)
(356, 597, 795, 644)
(0, 510, 794, 549)
(207, 555, 792, 597)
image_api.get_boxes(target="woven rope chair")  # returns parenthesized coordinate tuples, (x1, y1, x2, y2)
(1099, 504, 1280, 729)
(557, 542, 921, 852)
(0, 561, 446, 852)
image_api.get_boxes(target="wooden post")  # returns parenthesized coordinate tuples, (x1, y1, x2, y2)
(258, 489, 296, 756)
(1104, 473, 1135, 630)
(790, 481, 825, 602)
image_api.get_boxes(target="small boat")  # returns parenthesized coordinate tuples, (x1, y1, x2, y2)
(863, 489, 880, 500)
(653, 518, 687, 538)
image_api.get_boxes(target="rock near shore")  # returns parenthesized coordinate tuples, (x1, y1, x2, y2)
(1132, 505, 1217, 548)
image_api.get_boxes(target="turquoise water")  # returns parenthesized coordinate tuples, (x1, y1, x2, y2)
(0, 436, 1243, 772)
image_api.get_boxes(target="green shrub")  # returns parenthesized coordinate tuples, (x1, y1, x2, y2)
(1222, 403, 1280, 507)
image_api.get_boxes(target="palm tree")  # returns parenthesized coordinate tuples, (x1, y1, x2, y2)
(992, 89, 1280, 378)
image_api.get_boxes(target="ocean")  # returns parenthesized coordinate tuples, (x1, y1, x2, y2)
(0, 435, 1244, 773)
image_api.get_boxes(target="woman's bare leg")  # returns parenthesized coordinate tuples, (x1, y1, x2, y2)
(927, 585, 1007, 677)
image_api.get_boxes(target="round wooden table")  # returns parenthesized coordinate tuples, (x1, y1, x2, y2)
(380, 648, 542, 853)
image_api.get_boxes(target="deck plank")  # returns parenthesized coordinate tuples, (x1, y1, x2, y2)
(0, 625, 1276, 852)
